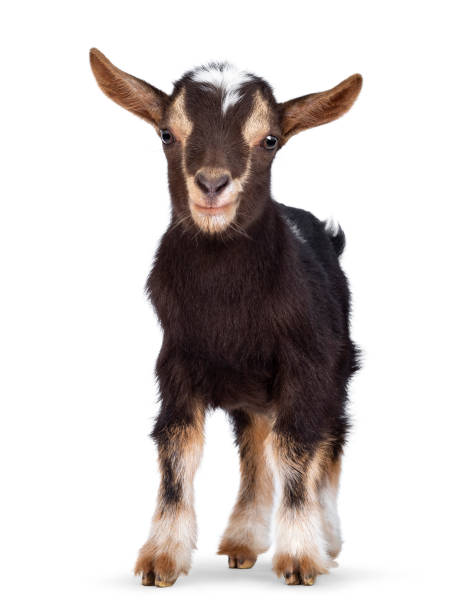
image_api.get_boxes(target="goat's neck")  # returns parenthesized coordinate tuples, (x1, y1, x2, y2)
(162, 197, 282, 292)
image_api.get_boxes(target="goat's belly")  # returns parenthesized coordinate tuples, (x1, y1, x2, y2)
(218, 386, 274, 414)
(193, 361, 274, 412)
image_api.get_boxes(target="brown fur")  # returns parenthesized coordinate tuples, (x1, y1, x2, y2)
(232, 414, 273, 505)
(278, 74, 363, 142)
(89, 49, 168, 126)
(327, 455, 342, 490)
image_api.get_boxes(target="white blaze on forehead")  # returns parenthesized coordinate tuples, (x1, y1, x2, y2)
(191, 63, 253, 114)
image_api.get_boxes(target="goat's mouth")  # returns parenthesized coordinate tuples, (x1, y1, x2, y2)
(192, 201, 236, 215)
(189, 198, 239, 233)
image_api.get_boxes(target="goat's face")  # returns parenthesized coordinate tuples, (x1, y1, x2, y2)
(90, 50, 362, 235)
(161, 69, 282, 233)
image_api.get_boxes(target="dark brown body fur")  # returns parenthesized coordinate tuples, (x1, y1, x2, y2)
(150, 202, 357, 452)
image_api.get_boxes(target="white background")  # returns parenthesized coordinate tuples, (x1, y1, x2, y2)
(1, 1, 458, 610)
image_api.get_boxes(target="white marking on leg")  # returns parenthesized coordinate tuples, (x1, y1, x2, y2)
(221, 496, 273, 553)
(275, 504, 329, 562)
(320, 476, 342, 559)
(266, 434, 332, 572)
(146, 506, 197, 572)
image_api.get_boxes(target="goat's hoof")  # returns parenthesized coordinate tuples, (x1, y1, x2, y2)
(140, 572, 176, 588)
(228, 556, 256, 569)
(284, 571, 316, 586)
(218, 540, 258, 569)
(135, 545, 187, 588)
(141, 571, 155, 586)
(284, 571, 300, 585)
(154, 577, 176, 588)
(273, 553, 326, 586)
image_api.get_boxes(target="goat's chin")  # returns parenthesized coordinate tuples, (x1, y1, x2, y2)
(189, 201, 238, 234)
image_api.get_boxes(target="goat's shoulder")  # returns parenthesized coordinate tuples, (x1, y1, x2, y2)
(276, 203, 346, 266)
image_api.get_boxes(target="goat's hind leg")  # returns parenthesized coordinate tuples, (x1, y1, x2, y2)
(320, 455, 342, 560)
(218, 411, 274, 569)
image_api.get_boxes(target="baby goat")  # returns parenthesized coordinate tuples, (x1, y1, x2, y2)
(90, 49, 362, 587)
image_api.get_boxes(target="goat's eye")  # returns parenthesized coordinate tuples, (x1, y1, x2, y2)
(160, 129, 174, 145)
(263, 135, 278, 150)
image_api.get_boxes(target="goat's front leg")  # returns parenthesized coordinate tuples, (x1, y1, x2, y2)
(135, 402, 205, 587)
(218, 411, 274, 569)
(267, 423, 338, 586)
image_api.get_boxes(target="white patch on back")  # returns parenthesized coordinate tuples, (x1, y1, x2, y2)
(285, 218, 307, 243)
(191, 63, 252, 113)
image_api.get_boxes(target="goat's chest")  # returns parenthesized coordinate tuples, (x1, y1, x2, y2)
(178, 278, 274, 357)
(153, 266, 279, 408)
(151, 254, 282, 365)
(151, 242, 281, 354)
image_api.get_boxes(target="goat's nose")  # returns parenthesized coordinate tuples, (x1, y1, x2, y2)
(195, 171, 230, 196)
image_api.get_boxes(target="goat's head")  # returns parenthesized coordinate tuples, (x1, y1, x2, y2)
(90, 49, 362, 235)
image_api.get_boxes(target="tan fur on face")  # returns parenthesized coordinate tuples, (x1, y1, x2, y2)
(218, 414, 274, 562)
(167, 89, 193, 142)
(242, 91, 272, 146)
(135, 403, 205, 585)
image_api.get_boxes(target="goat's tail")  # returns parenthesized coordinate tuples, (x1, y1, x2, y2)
(323, 217, 346, 257)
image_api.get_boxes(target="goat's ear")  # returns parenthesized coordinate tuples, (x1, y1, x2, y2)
(89, 48, 169, 127)
(278, 74, 362, 142)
